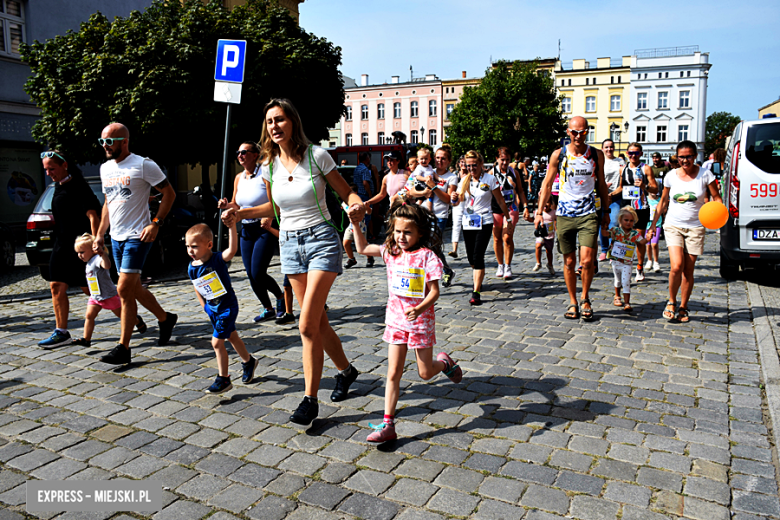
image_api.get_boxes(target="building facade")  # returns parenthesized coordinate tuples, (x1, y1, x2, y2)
(554, 57, 632, 155)
(627, 48, 710, 162)
(758, 99, 780, 119)
(442, 72, 481, 143)
(341, 74, 443, 148)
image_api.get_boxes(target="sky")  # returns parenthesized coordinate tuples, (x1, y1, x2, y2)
(298, 0, 780, 121)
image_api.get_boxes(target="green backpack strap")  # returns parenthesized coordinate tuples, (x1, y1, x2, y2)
(268, 161, 282, 228)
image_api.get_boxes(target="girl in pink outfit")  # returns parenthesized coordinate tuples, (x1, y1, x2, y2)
(353, 197, 463, 443)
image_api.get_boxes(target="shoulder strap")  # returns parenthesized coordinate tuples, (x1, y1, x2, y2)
(557, 147, 567, 182)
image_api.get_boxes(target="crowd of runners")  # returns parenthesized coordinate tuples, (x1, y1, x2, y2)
(34, 102, 722, 441)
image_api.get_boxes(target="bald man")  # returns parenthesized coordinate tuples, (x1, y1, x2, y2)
(94, 123, 178, 365)
(535, 116, 610, 321)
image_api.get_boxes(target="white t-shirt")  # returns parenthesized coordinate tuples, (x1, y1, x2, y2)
(458, 173, 498, 224)
(432, 172, 458, 219)
(663, 167, 716, 229)
(261, 145, 337, 231)
(603, 157, 622, 192)
(100, 153, 167, 241)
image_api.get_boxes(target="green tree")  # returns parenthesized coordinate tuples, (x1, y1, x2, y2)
(446, 60, 566, 161)
(21, 0, 344, 177)
(705, 111, 741, 155)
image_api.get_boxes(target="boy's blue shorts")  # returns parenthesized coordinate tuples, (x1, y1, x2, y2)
(205, 304, 238, 339)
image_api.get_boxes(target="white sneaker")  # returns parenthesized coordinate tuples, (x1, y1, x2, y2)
(636, 268, 645, 282)
(652, 261, 661, 272)
(503, 265, 513, 279)
(645, 259, 653, 270)
(532, 263, 541, 272)
(495, 264, 504, 278)
(547, 264, 555, 275)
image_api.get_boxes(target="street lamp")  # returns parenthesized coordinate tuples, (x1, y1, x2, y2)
(420, 126, 425, 145)
(610, 122, 622, 155)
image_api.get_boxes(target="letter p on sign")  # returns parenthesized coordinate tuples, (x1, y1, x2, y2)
(214, 40, 247, 84)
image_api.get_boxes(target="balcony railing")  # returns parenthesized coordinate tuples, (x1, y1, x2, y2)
(634, 46, 699, 58)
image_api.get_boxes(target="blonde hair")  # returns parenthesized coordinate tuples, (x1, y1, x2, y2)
(457, 150, 484, 199)
(74, 233, 105, 254)
(259, 98, 310, 164)
(617, 206, 638, 225)
(186, 223, 214, 242)
(417, 148, 431, 159)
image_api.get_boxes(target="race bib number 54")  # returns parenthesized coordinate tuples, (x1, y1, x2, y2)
(391, 267, 426, 298)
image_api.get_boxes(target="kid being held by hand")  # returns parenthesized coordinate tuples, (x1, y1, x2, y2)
(186, 219, 257, 394)
(72, 234, 146, 347)
(353, 196, 463, 443)
(607, 206, 648, 312)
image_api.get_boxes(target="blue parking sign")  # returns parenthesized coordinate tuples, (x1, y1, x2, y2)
(214, 40, 247, 83)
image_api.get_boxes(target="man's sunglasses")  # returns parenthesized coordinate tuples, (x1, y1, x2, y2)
(41, 151, 66, 162)
(98, 137, 125, 146)
(569, 129, 588, 137)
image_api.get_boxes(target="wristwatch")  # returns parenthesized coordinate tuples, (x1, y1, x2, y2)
(151, 217, 164, 228)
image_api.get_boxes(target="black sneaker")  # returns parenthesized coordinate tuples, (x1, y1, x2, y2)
(344, 258, 357, 269)
(242, 356, 257, 384)
(100, 344, 131, 365)
(442, 270, 455, 288)
(158, 312, 178, 345)
(331, 365, 359, 402)
(206, 376, 233, 394)
(275, 313, 295, 325)
(136, 315, 147, 334)
(72, 338, 91, 347)
(290, 396, 318, 425)
(366, 257, 375, 268)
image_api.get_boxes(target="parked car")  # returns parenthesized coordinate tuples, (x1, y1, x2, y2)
(719, 117, 780, 278)
(0, 221, 15, 272)
(26, 177, 193, 279)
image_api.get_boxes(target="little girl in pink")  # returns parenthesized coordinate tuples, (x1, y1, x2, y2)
(353, 196, 463, 443)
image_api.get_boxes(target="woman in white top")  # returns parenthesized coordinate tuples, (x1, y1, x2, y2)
(218, 141, 284, 322)
(454, 150, 512, 306)
(449, 156, 467, 257)
(221, 99, 365, 426)
(647, 140, 721, 323)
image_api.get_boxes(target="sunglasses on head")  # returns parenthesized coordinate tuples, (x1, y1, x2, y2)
(41, 151, 66, 162)
(98, 137, 125, 146)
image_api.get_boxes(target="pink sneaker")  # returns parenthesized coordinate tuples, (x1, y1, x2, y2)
(366, 422, 397, 443)
(598, 252, 607, 262)
(437, 352, 463, 384)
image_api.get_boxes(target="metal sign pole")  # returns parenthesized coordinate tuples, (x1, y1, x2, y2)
(217, 104, 233, 251)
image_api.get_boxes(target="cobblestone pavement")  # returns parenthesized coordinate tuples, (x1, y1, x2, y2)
(1, 222, 779, 520)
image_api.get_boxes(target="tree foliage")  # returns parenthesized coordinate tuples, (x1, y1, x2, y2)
(21, 0, 344, 170)
(705, 111, 741, 155)
(446, 61, 567, 161)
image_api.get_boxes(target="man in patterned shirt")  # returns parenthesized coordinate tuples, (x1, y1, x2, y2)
(534, 116, 610, 321)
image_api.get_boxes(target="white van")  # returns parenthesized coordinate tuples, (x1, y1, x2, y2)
(720, 117, 780, 278)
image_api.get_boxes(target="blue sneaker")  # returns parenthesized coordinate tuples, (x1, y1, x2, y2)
(275, 298, 285, 319)
(242, 356, 257, 384)
(38, 330, 71, 350)
(206, 376, 233, 394)
(253, 309, 276, 322)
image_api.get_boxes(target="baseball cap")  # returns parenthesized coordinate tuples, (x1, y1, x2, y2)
(651, 152, 662, 158)
(384, 151, 401, 160)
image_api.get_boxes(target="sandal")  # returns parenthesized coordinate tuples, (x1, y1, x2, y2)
(613, 295, 623, 307)
(580, 298, 594, 321)
(564, 304, 580, 319)
(576, 266, 583, 278)
(663, 301, 676, 321)
(676, 307, 690, 323)
(623, 303, 633, 313)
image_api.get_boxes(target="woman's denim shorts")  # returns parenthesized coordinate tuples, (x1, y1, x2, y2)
(279, 221, 343, 275)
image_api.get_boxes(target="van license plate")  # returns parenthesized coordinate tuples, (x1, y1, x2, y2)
(753, 229, 780, 240)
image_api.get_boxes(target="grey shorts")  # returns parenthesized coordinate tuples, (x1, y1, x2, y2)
(280, 221, 343, 275)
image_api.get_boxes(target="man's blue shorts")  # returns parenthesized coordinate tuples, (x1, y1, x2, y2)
(205, 304, 238, 339)
(112, 238, 153, 274)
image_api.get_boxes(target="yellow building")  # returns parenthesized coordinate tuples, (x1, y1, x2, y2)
(759, 98, 780, 119)
(554, 56, 631, 155)
(442, 72, 481, 142)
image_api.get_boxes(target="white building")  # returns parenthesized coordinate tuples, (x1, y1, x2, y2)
(627, 47, 711, 162)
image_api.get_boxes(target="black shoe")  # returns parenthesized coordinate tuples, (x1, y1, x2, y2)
(206, 376, 233, 394)
(100, 344, 131, 365)
(366, 257, 375, 268)
(441, 270, 455, 288)
(158, 313, 178, 345)
(242, 356, 257, 384)
(290, 396, 318, 425)
(331, 365, 359, 402)
(136, 315, 147, 334)
(275, 313, 295, 325)
(72, 338, 91, 347)
(345, 258, 357, 269)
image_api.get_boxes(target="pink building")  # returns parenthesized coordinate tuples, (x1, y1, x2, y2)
(341, 74, 443, 148)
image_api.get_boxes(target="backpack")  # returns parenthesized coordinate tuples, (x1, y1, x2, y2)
(557, 145, 599, 185)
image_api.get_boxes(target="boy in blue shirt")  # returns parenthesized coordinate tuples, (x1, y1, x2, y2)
(186, 220, 257, 393)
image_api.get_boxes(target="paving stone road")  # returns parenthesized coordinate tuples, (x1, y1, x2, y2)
(1, 222, 779, 520)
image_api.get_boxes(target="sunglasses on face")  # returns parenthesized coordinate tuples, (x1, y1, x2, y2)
(41, 151, 66, 162)
(678, 155, 695, 160)
(465, 164, 480, 170)
(628, 151, 641, 156)
(569, 129, 587, 137)
(236, 149, 255, 157)
(98, 137, 125, 146)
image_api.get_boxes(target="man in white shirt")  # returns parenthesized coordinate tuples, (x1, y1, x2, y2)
(93, 123, 178, 364)
(599, 139, 623, 261)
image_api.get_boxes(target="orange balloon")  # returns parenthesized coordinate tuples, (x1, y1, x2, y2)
(699, 201, 728, 230)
